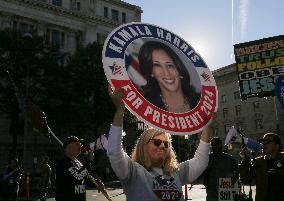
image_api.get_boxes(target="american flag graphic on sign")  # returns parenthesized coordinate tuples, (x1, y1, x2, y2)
(201, 71, 211, 82)
(109, 62, 123, 76)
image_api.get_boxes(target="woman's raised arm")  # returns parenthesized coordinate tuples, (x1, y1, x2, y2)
(108, 85, 125, 127)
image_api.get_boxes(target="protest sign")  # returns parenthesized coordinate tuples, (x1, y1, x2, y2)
(102, 22, 217, 135)
(234, 35, 284, 100)
(275, 76, 284, 108)
(218, 178, 240, 201)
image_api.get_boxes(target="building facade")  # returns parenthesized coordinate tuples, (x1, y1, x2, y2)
(213, 64, 279, 160)
(0, 0, 141, 172)
(0, 0, 142, 52)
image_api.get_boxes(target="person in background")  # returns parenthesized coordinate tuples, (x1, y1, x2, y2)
(2, 157, 23, 201)
(81, 132, 110, 180)
(55, 136, 88, 201)
(239, 133, 284, 201)
(203, 137, 239, 201)
(107, 87, 213, 201)
(55, 136, 105, 201)
(38, 155, 51, 201)
(139, 41, 200, 113)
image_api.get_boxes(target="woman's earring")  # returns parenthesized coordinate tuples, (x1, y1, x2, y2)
(151, 74, 154, 78)
(179, 76, 184, 79)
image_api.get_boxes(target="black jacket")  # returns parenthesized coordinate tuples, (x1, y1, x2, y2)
(55, 155, 88, 201)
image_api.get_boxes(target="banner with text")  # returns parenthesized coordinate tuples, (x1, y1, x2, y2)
(234, 35, 284, 100)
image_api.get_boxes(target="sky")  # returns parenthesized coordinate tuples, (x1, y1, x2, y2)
(125, 0, 284, 71)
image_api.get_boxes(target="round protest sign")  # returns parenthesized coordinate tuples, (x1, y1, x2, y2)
(102, 22, 218, 135)
(275, 76, 284, 108)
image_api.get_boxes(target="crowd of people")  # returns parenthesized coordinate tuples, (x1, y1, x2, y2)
(1, 87, 283, 201)
(1, 157, 23, 201)
(239, 133, 284, 201)
(106, 87, 284, 201)
(0, 156, 51, 201)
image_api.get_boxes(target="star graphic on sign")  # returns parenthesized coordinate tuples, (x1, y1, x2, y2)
(201, 71, 211, 82)
(109, 62, 123, 76)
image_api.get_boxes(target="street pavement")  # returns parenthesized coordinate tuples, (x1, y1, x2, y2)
(44, 181, 256, 201)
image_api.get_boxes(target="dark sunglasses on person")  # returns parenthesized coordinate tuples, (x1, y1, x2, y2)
(149, 139, 169, 148)
(258, 138, 273, 145)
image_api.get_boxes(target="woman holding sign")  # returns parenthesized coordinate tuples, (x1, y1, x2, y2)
(107, 86, 212, 201)
(139, 41, 200, 113)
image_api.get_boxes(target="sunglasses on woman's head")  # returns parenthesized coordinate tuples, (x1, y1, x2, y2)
(149, 139, 169, 148)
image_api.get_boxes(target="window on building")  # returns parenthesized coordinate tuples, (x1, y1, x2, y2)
(122, 12, 126, 23)
(235, 123, 241, 130)
(12, 21, 34, 34)
(75, 2, 80, 10)
(61, 32, 65, 48)
(213, 127, 218, 136)
(255, 119, 263, 130)
(222, 95, 227, 103)
(71, 1, 80, 10)
(253, 101, 260, 112)
(46, 29, 50, 43)
(234, 91, 240, 100)
(104, 7, 108, 18)
(223, 108, 228, 118)
(75, 32, 83, 49)
(97, 33, 108, 45)
(235, 122, 244, 130)
(12, 21, 18, 30)
(29, 24, 34, 32)
(224, 124, 231, 133)
(52, 0, 62, 6)
(51, 30, 60, 46)
(235, 105, 241, 116)
(19, 22, 30, 33)
(46, 29, 65, 48)
(111, 9, 119, 21)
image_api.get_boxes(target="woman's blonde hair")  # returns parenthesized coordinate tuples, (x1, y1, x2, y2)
(131, 128, 178, 174)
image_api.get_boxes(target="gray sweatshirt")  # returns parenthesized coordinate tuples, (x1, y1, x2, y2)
(107, 125, 209, 201)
